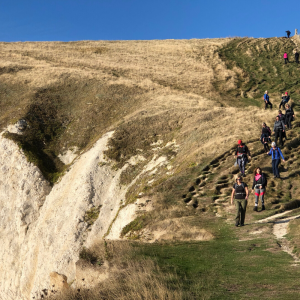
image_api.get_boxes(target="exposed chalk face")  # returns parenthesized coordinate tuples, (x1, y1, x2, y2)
(0, 131, 154, 300)
(0, 133, 51, 299)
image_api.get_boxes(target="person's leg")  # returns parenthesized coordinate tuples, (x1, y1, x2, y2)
(279, 130, 283, 146)
(275, 130, 279, 145)
(240, 199, 247, 225)
(272, 160, 276, 176)
(260, 188, 265, 209)
(263, 143, 268, 152)
(275, 159, 280, 177)
(269, 101, 273, 109)
(286, 115, 291, 129)
(288, 115, 292, 129)
(241, 158, 245, 175)
(265, 101, 267, 110)
(254, 189, 259, 211)
(285, 58, 287, 64)
(235, 200, 241, 226)
(237, 158, 243, 174)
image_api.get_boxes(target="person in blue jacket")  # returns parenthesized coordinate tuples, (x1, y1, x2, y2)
(267, 142, 285, 178)
(263, 91, 272, 110)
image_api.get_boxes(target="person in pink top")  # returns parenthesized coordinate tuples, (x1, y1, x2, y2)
(284, 52, 289, 64)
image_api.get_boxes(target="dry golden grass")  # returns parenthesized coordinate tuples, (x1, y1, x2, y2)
(46, 241, 182, 300)
(0, 38, 275, 170)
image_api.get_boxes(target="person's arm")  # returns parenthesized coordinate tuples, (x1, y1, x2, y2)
(267, 148, 272, 156)
(234, 147, 238, 156)
(245, 187, 249, 199)
(273, 123, 276, 133)
(246, 145, 251, 158)
(278, 148, 285, 161)
(282, 121, 285, 131)
(252, 177, 255, 190)
(231, 188, 235, 205)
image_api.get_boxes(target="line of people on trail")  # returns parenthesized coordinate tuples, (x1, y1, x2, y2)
(231, 139, 286, 227)
(229, 30, 296, 227)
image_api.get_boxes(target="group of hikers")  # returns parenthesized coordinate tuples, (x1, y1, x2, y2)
(283, 29, 299, 64)
(230, 90, 295, 227)
(283, 49, 299, 64)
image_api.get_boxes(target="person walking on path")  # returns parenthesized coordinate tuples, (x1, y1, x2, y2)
(284, 52, 289, 64)
(260, 123, 271, 152)
(279, 92, 290, 109)
(273, 116, 285, 147)
(234, 140, 251, 177)
(251, 167, 267, 212)
(286, 30, 291, 38)
(267, 142, 285, 178)
(295, 50, 299, 64)
(231, 176, 248, 227)
(263, 90, 272, 109)
(285, 104, 295, 129)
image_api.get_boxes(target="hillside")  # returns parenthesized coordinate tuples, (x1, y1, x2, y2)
(1, 36, 300, 299)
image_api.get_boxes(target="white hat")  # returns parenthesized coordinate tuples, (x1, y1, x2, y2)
(271, 142, 276, 147)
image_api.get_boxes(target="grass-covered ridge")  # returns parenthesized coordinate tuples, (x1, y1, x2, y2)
(216, 37, 300, 106)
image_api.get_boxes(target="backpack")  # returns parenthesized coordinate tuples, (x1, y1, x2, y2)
(271, 147, 280, 160)
(234, 182, 245, 190)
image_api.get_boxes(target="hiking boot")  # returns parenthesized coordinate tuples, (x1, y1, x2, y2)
(262, 205, 265, 211)
(253, 206, 258, 212)
(240, 224, 245, 226)
(235, 221, 239, 227)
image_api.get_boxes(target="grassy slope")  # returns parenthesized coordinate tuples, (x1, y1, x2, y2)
(216, 37, 300, 106)
(51, 37, 300, 300)
(2, 38, 300, 299)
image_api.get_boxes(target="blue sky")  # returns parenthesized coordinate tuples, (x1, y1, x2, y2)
(0, 0, 298, 41)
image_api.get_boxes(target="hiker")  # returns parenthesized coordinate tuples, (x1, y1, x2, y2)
(252, 167, 267, 212)
(286, 30, 291, 38)
(260, 123, 271, 152)
(283, 52, 289, 64)
(267, 142, 285, 178)
(263, 90, 272, 109)
(279, 92, 290, 109)
(278, 110, 286, 123)
(234, 140, 251, 177)
(295, 50, 299, 64)
(285, 104, 295, 129)
(273, 115, 285, 147)
(231, 175, 248, 227)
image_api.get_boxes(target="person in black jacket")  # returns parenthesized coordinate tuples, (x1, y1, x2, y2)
(234, 140, 251, 177)
(260, 123, 271, 152)
(279, 92, 290, 110)
(273, 116, 285, 147)
(278, 110, 286, 123)
(286, 30, 291, 38)
(295, 50, 299, 64)
(252, 167, 267, 212)
(285, 104, 295, 129)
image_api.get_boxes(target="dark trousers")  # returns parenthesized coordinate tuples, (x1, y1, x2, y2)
(275, 130, 284, 146)
(279, 101, 288, 109)
(265, 101, 272, 109)
(263, 143, 270, 152)
(295, 56, 299, 63)
(284, 58, 289, 64)
(272, 159, 280, 177)
(286, 114, 293, 129)
(235, 199, 247, 225)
